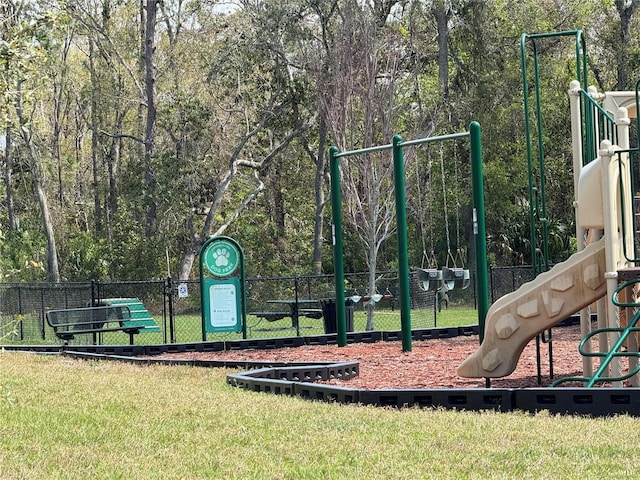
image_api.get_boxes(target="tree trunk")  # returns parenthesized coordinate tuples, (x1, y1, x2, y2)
(273, 166, 286, 238)
(2, 5, 18, 234)
(33, 177, 61, 283)
(15, 78, 61, 282)
(177, 173, 265, 280)
(52, 42, 70, 208)
(433, 0, 450, 97)
(179, 251, 197, 281)
(143, 0, 158, 238)
(3, 126, 18, 233)
(87, 37, 103, 234)
(177, 161, 242, 280)
(26, 139, 60, 282)
(311, 118, 328, 275)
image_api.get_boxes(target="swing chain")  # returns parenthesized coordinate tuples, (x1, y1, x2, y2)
(439, 142, 453, 266)
(453, 141, 466, 268)
(418, 145, 439, 269)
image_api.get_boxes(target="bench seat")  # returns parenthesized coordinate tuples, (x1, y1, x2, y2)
(249, 309, 324, 322)
(248, 311, 289, 322)
(299, 308, 323, 319)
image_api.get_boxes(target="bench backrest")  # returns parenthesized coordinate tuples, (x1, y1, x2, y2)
(46, 305, 131, 329)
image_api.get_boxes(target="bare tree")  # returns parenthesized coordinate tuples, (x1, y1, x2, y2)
(298, 0, 340, 275)
(321, 1, 403, 329)
(1, 1, 19, 235)
(142, 0, 158, 238)
(433, 0, 451, 98)
(177, 117, 308, 279)
(14, 82, 61, 282)
(1, 1, 61, 282)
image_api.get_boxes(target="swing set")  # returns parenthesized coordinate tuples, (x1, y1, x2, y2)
(329, 124, 489, 352)
(416, 141, 471, 294)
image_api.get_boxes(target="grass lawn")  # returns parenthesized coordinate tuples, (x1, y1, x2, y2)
(434, 307, 479, 328)
(0, 351, 638, 479)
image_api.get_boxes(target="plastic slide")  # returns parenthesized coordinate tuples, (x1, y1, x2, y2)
(457, 237, 607, 378)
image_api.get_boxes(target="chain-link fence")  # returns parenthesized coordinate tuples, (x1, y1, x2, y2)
(489, 266, 536, 302)
(0, 282, 92, 343)
(0, 265, 525, 346)
(172, 271, 440, 341)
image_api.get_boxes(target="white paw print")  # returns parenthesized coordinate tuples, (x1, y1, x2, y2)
(213, 247, 230, 267)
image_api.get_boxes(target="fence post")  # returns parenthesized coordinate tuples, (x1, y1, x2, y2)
(294, 276, 300, 337)
(17, 285, 24, 340)
(167, 276, 175, 343)
(39, 286, 45, 340)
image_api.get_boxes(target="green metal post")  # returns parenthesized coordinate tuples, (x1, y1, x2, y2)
(521, 30, 589, 275)
(470, 122, 489, 343)
(329, 146, 347, 347)
(393, 135, 412, 352)
(521, 34, 539, 275)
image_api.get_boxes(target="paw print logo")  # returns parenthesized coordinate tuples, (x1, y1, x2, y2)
(213, 248, 230, 268)
(205, 240, 239, 276)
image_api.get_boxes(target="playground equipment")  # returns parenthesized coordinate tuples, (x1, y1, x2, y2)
(329, 126, 489, 352)
(416, 141, 471, 293)
(459, 31, 640, 386)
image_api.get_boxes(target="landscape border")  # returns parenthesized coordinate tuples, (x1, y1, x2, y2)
(5, 323, 640, 417)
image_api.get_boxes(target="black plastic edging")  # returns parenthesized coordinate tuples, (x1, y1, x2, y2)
(7, 321, 640, 416)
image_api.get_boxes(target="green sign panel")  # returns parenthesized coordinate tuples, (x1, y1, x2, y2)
(202, 277, 242, 332)
(199, 236, 246, 337)
(202, 238, 240, 277)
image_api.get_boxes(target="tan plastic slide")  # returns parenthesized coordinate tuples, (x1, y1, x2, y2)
(457, 237, 607, 378)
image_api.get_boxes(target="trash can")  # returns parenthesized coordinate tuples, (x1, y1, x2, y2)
(321, 300, 354, 334)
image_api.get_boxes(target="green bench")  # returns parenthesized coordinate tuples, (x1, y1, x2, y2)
(46, 298, 160, 345)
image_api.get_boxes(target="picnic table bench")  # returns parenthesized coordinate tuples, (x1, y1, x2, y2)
(249, 308, 323, 322)
(46, 298, 160, 345)
(248, 299, 324, 333)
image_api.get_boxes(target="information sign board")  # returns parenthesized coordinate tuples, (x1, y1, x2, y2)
(199, 236, 246, 336)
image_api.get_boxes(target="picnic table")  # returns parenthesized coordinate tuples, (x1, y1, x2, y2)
(249, 299, 323, 334)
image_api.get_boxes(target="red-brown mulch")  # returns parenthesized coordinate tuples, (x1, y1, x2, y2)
(155, 324, 602, 389)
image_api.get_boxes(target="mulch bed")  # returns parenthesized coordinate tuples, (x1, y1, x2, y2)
(155, 324, 606, 389)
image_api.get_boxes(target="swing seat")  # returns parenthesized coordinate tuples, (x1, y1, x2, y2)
(345, 289, 362, 303)
(417, 268, 443, 292)
(442, 267, 470, 290)
(360, 292, 393, 303)
(361, 294, 382, 304)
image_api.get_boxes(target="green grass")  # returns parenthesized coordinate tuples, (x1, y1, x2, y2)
(1, 350, 639, 479)
(435, 307, 479, 328)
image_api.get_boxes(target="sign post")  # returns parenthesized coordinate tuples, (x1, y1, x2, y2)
(199, 236, 246, 340)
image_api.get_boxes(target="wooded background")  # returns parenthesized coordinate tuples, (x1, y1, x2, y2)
(1, 0, 638, 282)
